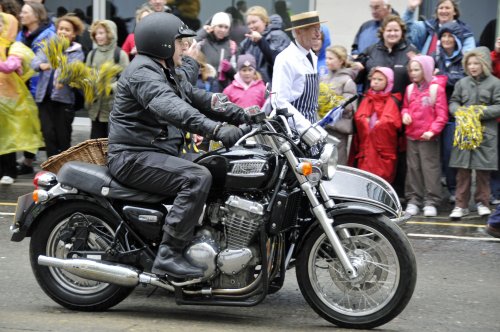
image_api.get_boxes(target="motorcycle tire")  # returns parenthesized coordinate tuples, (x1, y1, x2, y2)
(296, 214, 417, 329)
(30, 201, 135, 311)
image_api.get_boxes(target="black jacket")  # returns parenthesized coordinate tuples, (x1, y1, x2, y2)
(108, 55, 240, 156)
(356, 40, 418, 96)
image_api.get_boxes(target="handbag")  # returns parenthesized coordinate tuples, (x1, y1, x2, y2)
(331, 117, 353, 135)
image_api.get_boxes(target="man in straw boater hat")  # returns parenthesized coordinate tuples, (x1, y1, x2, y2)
(272, 11, 326, 134)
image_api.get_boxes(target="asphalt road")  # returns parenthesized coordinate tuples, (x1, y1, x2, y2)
(0, 200, 499, 332)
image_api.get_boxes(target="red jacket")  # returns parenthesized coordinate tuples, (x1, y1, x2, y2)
(491, 50, 500, 79)
(353, 90, 402, 183)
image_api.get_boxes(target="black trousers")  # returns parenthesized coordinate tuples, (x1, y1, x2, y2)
(90, 119, 108, 139)
(38, 100, 74, 158)
(0, 152, 17, 178)
(108, 150, 212, 241)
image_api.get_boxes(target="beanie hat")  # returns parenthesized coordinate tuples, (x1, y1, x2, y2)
(237, 54, 256, 71)
(410, 55, 435, 83)
(211, 12, 231, 28)
(371, 66, 394, 93)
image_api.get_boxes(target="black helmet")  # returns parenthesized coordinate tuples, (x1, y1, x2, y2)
(135, 12, 196, 60)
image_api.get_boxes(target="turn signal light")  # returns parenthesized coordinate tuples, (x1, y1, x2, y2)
(296, 162, 313, 176)
(33, 189, 49, 203)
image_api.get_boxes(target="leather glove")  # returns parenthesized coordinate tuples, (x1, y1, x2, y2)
(214, 124, 247, 148)
(224, 103, 251, 125)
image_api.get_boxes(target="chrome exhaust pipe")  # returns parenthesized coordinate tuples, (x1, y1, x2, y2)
(38, 255, 140, 287)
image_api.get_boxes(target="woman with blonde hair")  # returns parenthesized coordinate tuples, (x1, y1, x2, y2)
(239, 5, 290, 83)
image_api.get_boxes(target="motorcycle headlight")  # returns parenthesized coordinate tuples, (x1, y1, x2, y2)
(319, 143, 337, 180)
(301, 125, 328, 147)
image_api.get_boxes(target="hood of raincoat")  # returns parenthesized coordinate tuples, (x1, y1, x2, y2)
(410, 55, 435, 84)
(0, 13, 18, 58)
(463, 46, 492, 77)
(372, 66, 394, 93)
(90, 19, 117, 52)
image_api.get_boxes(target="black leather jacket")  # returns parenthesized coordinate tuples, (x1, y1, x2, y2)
(108, 55, 243, 156)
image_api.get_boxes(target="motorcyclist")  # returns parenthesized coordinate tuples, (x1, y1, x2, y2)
(107, 12, 250, 278)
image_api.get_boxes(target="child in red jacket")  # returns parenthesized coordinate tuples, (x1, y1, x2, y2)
(402, 55, 448, 217)
(353, 67, 402, 183)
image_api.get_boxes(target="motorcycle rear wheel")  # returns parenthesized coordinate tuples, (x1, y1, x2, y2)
(30, 201, 135, 311)
(296, 215, 416, 329)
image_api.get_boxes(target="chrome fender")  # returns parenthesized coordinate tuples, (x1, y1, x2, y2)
(323, 166, 409, 225)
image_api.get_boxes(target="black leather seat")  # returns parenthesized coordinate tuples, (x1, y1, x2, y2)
(57, 161, 167, 203)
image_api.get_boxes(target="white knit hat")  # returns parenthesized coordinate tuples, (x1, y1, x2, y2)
(211, 12, 231, 28)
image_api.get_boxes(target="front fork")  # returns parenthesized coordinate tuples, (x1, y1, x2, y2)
(280, 144, 358, 279)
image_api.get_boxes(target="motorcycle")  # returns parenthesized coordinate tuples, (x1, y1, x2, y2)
(10, 96, 416, 329)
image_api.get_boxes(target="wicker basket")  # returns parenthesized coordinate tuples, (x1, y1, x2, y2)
(40, 138, 109, 173)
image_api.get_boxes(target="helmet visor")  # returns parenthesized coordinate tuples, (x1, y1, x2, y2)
(176, 23, 197, 39)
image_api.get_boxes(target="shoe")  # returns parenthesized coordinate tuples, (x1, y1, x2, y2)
(448, 195, 456, 204)
(17, 164, 34, 175)
(491, 198, 500, 205)
(151, 234, 204, 279)
(423, 205, 437, 217)
(0, 176, 14, 185)
(476, 203, 491, 216)
(405, 203, 419, 216)
(485, 224, 500, 238)
(449, 206, 469, 219)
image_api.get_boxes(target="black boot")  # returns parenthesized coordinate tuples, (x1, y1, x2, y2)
(151, 234, 204, 278)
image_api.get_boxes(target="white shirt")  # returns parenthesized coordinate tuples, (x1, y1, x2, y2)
(271, 40, 318, 134)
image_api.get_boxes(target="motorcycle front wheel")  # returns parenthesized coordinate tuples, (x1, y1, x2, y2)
(30, 201, 135, 311)
(296, 214, 417, 329)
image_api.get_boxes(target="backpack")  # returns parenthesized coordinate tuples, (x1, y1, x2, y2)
(88, 46, 121, 65)
(7, 41, 36, 82)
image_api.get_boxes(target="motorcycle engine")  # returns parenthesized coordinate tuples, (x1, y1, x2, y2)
(185, 195, 266, 288)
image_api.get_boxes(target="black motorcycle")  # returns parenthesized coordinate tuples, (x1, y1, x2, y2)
(10, 99, 416, 329)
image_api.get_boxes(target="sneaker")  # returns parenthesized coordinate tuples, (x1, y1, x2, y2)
(423, 205, 437, 217)
(476, 203, 491, 216)
(405, 203, 419, 216)
(485, 224, 500, 238)
(0, 176, 15, 185)
(449, 206, 469, 219)
(491, 198, 500, 205)
(17, 163, 34, 175)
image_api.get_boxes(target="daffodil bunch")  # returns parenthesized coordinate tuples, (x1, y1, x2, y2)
(317, 82, 345, 119)
(40, 36, 70, 69)
(453, 105, 485, 150)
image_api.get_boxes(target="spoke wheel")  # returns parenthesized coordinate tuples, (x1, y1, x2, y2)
(296, 215, 416, 329)
(30, 201, 135, 311)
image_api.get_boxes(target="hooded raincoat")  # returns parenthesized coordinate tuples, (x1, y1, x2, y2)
(432, 22, 466, 99)
(0, 13, 44, 155)
(449, 47, 500, 171)
(85, 20, 129, 123)
(353, 67, 402, 183)
(401, 55, 448, 141)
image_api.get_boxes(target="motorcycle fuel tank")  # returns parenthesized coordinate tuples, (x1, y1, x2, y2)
(196, 145, 279, 193)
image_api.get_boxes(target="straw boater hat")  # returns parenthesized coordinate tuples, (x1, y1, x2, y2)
(286, 11, 327, 31)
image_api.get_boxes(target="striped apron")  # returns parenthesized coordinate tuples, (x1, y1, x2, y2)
(291, 73, 319, 124)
